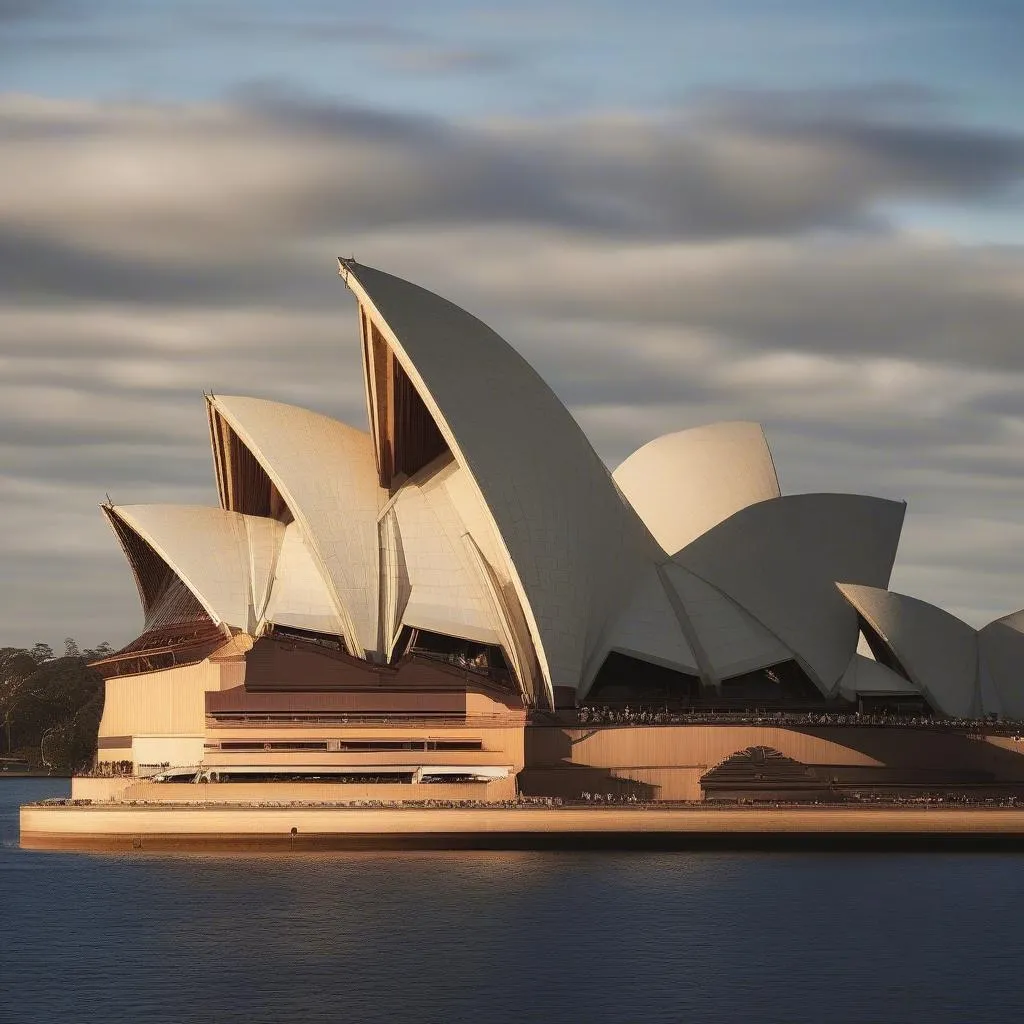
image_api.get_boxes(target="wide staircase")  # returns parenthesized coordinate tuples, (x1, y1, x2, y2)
(701, 746, 830, 800)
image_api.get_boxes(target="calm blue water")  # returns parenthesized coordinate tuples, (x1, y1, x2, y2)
(4, 780, 1024, 1023)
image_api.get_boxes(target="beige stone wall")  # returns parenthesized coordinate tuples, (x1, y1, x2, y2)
(133, 735, 205, 771)
(528, 726, 882, 769)
(23, 803, 1024, 850)
(522, 724, 1024, 798)
(71, 777, 137, 801)
(112, 777, 516, 804)
(527, 724, 1024, 773)
(203, 748, 514, 769)
(205, 724, 526, 771)
(979, 735, 1024, 776)
(519, 766, 704, 801)
(99, 660, 236, 744)
(96, 747, 132, 764)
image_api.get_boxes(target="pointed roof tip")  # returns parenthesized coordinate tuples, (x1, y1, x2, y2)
(835, 580, 868, 594)
(337, 256, 358, 284)
(986, 607, 1024, 633)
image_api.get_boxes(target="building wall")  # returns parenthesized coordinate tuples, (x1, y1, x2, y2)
(95, 745, 133, 763)
(113, 778, 516, 804)
(206, 723, 523, 762)
(202, 749, 518, 770)
(134, 735, 205, 771)
(519, 766, 705, 801)
(98, 658, 244, 770)
(521, 724, 1024, 800)
(71, 777, 138, 801)
(94, 689, 1024, 803)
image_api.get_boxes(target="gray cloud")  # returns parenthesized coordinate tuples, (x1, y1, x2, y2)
(0, 0, 68, 22)
(3, 87, 1022, 262)
(196, 15, 430, 47)
(378, 45, 523, 75)
(0, 6, 527, 79)
(212, 17, 526, 74)
(339, 229, 1024, 372)
(0, 550, 143, 648)
(1, 86, 1023, 646)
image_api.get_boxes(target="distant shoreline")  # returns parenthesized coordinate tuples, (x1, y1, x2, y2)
(1, 773, 70, 780)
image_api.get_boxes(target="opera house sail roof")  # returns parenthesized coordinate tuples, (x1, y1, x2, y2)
(93, 259, 1024, 720)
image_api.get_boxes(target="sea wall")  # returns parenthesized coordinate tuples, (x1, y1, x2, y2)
(22, 803, 1024, 852)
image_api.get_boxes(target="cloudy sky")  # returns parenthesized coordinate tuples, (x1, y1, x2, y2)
(1, 0, 1022, 650)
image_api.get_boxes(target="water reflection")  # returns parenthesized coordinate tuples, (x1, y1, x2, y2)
(4, 779, 1024, 1023)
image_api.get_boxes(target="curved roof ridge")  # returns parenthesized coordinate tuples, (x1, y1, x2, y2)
(208, 394, 386, 659)
(978, 612, 1024, 717)
(261, 520, 348, 638)
(211, 393, 374, 443)
(836, 583, 984, 717)
(105, 503, 284, 632)
(614, 420, 771, 471)
(674, 492, 905, 692)
(339, 258, 660, 704)
(613, 420, 781, 555)
(983, 608, 1024, 633)
(663, 561, 795, 684)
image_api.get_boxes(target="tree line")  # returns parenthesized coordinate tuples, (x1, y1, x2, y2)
(0, 639, 112, 774)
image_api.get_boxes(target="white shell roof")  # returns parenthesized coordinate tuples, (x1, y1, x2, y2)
(209, 395, 386, 659)
(838, 583, 983, 717)
(581, 565, 701, 694)
(663, 563, 793, 681)
(675, 494, 905, 694)
(979, 613, 1024, 717)
(387, 459, 503, 647)
(340, 259, 660, 702)
(262, 521, 347, 637)
(102, 260, 1024, 715)
(109, 504, 284, 632)
(837, 653, 920, 701)
(613, 421, 780, 556)
(988, 608, 1024, 633)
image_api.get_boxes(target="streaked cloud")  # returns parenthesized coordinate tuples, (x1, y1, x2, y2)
(3, 86, 1022, 260)
(1, 84, 1022, 646)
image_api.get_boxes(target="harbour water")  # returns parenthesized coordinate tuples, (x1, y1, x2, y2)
(4, 779, 1024, 1023)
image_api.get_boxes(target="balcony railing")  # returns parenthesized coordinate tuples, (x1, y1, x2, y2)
(206, 711, 526, 729)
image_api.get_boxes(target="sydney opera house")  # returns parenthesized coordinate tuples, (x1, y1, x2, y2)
(85, 259, 1024, 804)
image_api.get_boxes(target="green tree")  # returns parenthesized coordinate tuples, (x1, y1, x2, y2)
(0, 647, 38, 753)
(40, 717, 76, 772)
(0, 647, 104, 771)
(29, 642, 54, 664)
(83, 641, 114, 660)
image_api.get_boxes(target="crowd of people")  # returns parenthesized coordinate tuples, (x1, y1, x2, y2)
(41, 795, 567, 810)
(87, 760, 135, 777)
(42, 792, 1024, 810)
(844, 791, 1024, 807)
(573, 705, 1024, 735)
